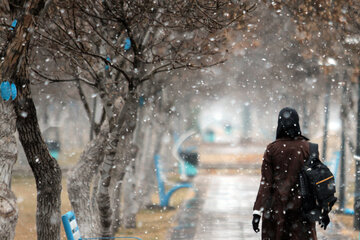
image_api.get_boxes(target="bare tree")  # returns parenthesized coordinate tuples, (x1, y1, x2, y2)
(29, 0, 254, 237)
(0, 0, 63, 239)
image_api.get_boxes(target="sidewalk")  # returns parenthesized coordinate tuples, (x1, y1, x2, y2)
(170, 174, 351, 240)
(193, 175, 258, 240)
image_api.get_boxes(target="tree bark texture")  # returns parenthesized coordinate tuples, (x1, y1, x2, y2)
(12, 47, 62, 240)
(121, 158, 137, 229)
(132, 90, 167, 211)
(2, 0, 51, 81)
(111, 134, 138, 232)
(90, 173, 100, 233)
(14, 78, 62, 240)
(132, 122, 158, 211)
(0, 102, 18, 240)
(67, 87, 130, 237)
(97, 93, 138, 237)
(67, 125, 109, 237)
(111, 174, 122, 232)
(121, 98, 147, 229)
(130, 91, 167, 214)
(0, 1, 52, 239)
(106, 137, 129, 234)
(128, 112, 153, 214)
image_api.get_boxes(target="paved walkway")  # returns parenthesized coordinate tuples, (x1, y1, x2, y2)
(170, 174, 351, 240)
(194, 175, 258, 240)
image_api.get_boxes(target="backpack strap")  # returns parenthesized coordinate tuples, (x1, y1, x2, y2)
(309, 143, 319, 159)
(304, 142, 319, 165)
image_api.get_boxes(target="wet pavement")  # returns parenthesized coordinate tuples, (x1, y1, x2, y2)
(170, 174, 352, 240)
(193, 175, 258, 240)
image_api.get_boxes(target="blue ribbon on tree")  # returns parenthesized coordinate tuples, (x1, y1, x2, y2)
(105, 57, 111, 70)
(9, 19, 17, 30)
(124, 38, 131, 50)
(139, 96, 145, 107)
(1, 81, 17, 101)
(11, 83, 17, 100)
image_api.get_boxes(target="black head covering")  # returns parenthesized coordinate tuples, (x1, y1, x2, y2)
(276, 107, 308, 140)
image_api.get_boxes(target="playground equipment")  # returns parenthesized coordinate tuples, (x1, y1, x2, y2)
(62, 211, 142, 240)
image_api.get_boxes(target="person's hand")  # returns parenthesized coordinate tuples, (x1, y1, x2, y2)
(252, 214, 261, 233)
(320, 214, 330, 230)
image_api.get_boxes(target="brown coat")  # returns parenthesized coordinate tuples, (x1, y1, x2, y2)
(253, 137, 317, 240)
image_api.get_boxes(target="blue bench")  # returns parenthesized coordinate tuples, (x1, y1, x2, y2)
(154, 154, 194, 207)
(62, 211, 142, 240)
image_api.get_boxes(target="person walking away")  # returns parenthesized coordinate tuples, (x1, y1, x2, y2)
(252, 107, 330, 240)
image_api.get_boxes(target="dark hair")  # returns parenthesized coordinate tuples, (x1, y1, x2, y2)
(276, 107, 308, 140)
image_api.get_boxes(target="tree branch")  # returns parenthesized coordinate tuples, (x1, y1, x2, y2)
(31, 68, 97, 86)
(77, 81, 92, 121)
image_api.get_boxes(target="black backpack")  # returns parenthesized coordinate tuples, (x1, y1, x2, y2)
(299, 143, 337, 222)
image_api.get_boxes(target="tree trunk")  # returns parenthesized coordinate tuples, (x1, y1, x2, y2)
(67, 87, 130, 237)
(302, 97, 310, 136)
(121, 96, 146, 229)
(121, 129, 148, 228)
(111, 134, 138, 232)
(97, 134, 119, 237)
(0, 102, 18, 240)
(122, 88, 169, 224)
(67, 125, 109, 237)
(108, 137, 129, 234)
(133, 122, 159, 209)
(354, 76, 360, 230)
(111, 176, 122, 232)
(11, 16, 62, 240)
(120, 137, 139, 229)
(90, 172, 100, 233)
(14, 78, 62, 240)
(0, 1, 53, 238)
(97, 93, 138, 237)
(322, 80, 331, 161)
(121, 163, 137, 229)
(339, 75, 349, 211)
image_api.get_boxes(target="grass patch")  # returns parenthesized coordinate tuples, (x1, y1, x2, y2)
(12, 175, 193, 240)
(116, 187, 195, 240)
(12, 176, 72, 240)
